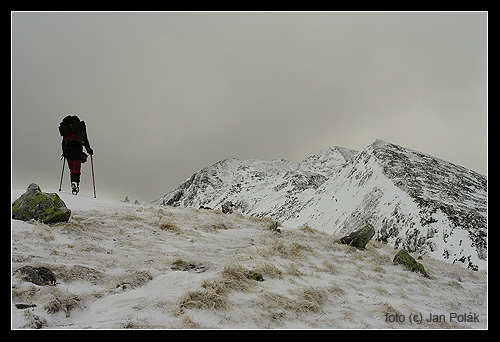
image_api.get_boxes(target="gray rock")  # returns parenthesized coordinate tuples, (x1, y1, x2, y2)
(12, 183, 71, 224)
(393, 249, 430, 278)
(340, 223, 375, 249)
(14, 266, 56, 286)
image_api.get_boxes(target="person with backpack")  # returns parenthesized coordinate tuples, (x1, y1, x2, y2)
(60, 115, 93, 195)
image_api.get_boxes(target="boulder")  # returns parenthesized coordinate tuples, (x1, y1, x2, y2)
(14, 266, 56, 286)
(340, 223, 375, 249)
(12, 183, 71, 224)
(393, 249, 430, 278)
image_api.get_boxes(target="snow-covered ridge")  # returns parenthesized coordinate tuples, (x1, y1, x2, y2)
(154, 139, 487, 271)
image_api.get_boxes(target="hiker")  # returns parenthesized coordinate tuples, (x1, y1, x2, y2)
(60, 115, 93, 195)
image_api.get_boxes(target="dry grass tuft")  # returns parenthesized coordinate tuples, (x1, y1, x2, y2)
(256, 286, 326, 315)
(202, 262, 252, 293)
(258, 234, 311, 260)
(290, 286, 327, 313)
(254, 260, 284, 279)
(157, 217, 181, 233)
(199, 220, 234, 232)
(177, 262, 252, 312)
(43, 292, 81, 316)
(178, 288, 228, 311)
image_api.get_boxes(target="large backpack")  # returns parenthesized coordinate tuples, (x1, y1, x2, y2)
(59, 120, 86, 136)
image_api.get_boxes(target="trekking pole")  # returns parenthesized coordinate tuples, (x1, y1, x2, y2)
(59, 157, 66, 191)
(90, 154, 96, 198)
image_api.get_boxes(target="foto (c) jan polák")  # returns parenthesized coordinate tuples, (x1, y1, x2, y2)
(385, 312, 479, 324)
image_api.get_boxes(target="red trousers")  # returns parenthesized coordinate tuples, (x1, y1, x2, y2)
(67, 159, 81, 183)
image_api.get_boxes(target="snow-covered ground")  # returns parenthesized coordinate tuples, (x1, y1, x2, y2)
(12, 189, 487, 329)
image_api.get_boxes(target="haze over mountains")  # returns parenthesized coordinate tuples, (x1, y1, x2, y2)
(154, 139, 487, 271)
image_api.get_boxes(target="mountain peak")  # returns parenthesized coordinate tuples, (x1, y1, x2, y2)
(154, 140, 487, 270)
(300, 145, 357, 176)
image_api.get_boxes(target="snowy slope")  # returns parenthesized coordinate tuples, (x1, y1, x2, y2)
(12, 190, 487, 329)
(154, 140, 487, 271)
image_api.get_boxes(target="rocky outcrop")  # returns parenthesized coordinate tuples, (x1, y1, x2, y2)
(393, 249, 430, 279)
(12, 183, 71, 224)
(340, 223, 375, 249)
(14, 266, 57, 286)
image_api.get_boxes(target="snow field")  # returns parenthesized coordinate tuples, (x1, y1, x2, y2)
(12, 190, 486, 329)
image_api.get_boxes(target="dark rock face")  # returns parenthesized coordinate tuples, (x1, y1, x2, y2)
(372, 141, 487, 266)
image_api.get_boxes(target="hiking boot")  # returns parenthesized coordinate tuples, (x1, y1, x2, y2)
(71, 182, 79, 195)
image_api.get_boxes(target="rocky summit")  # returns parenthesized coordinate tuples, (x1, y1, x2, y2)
(154, 140, 487, 271)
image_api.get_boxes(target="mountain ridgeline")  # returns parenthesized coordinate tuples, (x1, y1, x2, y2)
(153, 140, 487, 271)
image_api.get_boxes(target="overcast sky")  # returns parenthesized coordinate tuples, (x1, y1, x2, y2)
(11, 12, 487, 202)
